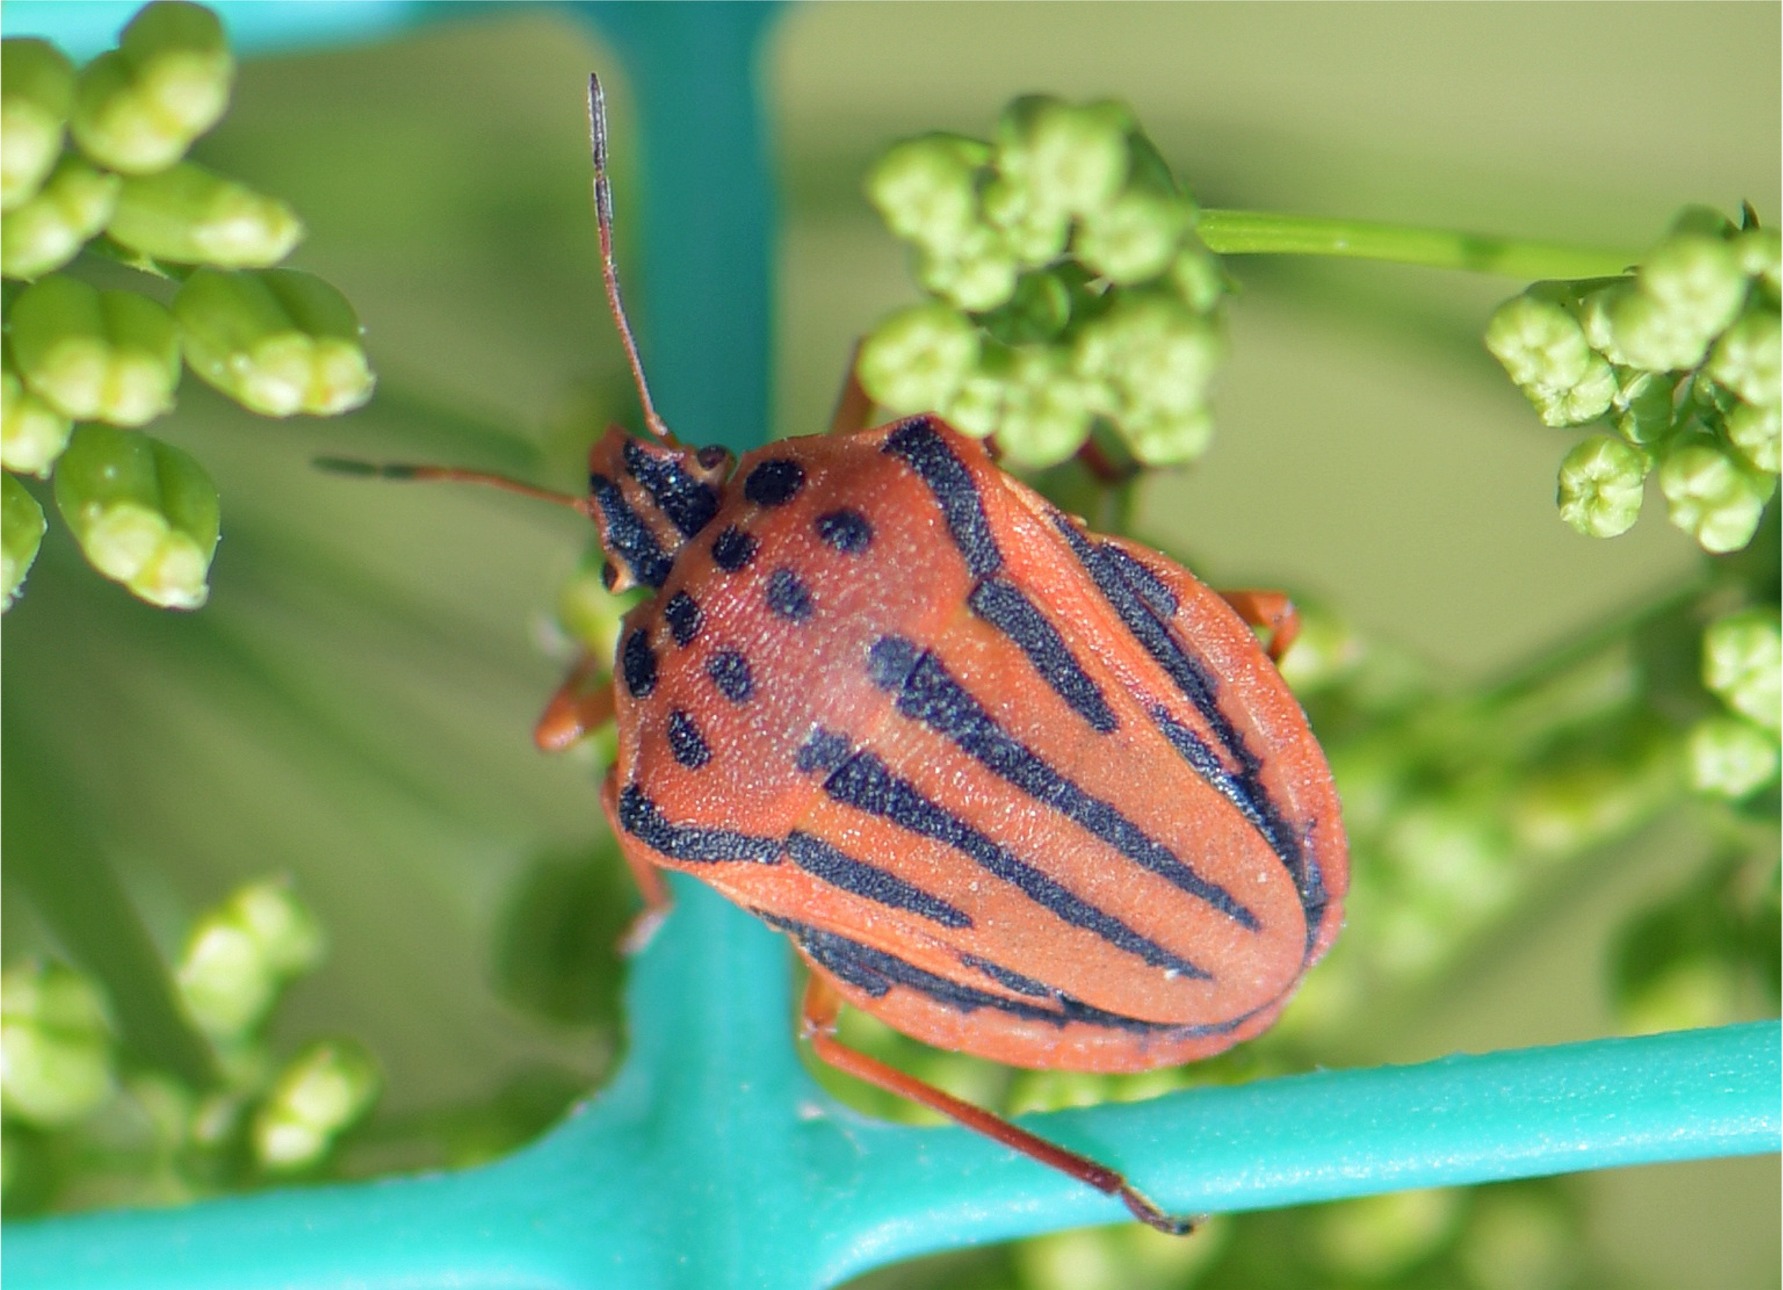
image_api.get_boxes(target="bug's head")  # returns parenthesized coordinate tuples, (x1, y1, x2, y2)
(585, 429, 733, 593)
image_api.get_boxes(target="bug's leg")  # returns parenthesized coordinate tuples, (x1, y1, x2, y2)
(534, 654, 617, 753)
(829, 342, 876, 436)
(1219, 589, 1300, 663)
(799, 974, 1197, 1236)
(1075, 436, 1139, 487)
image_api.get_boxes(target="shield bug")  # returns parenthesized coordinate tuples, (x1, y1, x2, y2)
(340, 75, 1348, 1234)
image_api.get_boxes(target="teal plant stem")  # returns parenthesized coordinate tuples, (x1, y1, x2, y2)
(1198, 209, 1639, 280)
(5, 876, 1776, 1289)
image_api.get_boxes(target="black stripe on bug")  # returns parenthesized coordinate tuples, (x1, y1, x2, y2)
(882, 418, 1002, 578)
(865, 637, 1259, 932)
(797, 728, 1213, 981)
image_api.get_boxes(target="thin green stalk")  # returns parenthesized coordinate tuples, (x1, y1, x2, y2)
(1198, 209, 1640, 280)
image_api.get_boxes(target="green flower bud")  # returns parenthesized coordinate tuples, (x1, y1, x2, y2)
(1527, 353, 1616, 427)
(1000, 97, 1133, 218)
(1556, 434, 1645, 538)
(1485, 293, 1593, 391)
(177, 918, 275, 1040)
(1640, 233, 1748, 333)
(979, 173, 1069, 267)
(1, 40, 76, 211)
(1075, 187, 1189, 285)
(1703, 609, 1781, 733)
(1605, 287, 1713, 373)
(228, 878, 325, 977)
(1611, 368, 1678, 447)
(2, 472, 47, 611)
(53, 424, 219, 609)
(253, 1039, 379, 1172)
(1167, 242, 1227, 314)
(0, 961, 116, 1127)
(174, 268, 373, 415)
(1578, 282, 1632, 367)
(2, 356, 74, 476)
(944, 360, 1007, 440)
(1075, 294, 1224, 421)
(1611, 235, 1747, 372)
(0, 154, 122, 279)
(1705, 311, 1780, 409)
(1120, 405, 1213, 467)
(856, 302, 980, 414)
(69, 2, 233, 175)
(918, 225, 1020, 312)
(9, 275, 180, 426)
(865, 133, 989, 253)
(994, 346, 1094, 470)
(1735, 226, 1781, 299)
(1656, 437, 1771, 553)
(108, 163, 302, 267)
(1723, 399, 1780, 474)
(1685, 714, 1779, 798)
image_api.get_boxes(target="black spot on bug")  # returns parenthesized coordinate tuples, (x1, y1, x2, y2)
(744, 459, 806, 506)
(663, 591, 702, 647)
(707, 649, 754, 703)
(766, 568, 814, 621)
(815, 508, 873, 553)
(711, 526, 758, 572)
(794, 727, 850, 775)
(866, 635, 922, 693)
(667, 709, 712, 769)
(622, 628, 657, 699)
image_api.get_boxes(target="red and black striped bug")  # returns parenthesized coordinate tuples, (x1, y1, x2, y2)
(343, 76, 1348, 1234)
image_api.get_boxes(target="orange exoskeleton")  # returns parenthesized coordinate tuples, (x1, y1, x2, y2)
(352, 75, 1348, 1234)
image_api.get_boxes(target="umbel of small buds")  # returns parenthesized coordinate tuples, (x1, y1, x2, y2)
(0, 2, 377, 614)
(1486, 207, 1780, 554)
(856, 96, 1228, 471)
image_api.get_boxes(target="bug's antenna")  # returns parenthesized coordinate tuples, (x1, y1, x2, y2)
(588, 74, 673, 444)
(314, 457, 593, 515)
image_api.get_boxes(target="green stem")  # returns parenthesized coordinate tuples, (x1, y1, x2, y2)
(1198, 209, 1640, 280)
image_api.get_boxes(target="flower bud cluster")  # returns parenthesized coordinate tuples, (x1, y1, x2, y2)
(1686, 607, 1781, 800)
(1, 3, 375, 613)
(858, 97, 1228, 470)
(2, 878, 380, 1214)
(1488, 208, 1780, 552)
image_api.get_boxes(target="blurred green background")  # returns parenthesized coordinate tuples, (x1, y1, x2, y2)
(4, 3, 1778, 1286)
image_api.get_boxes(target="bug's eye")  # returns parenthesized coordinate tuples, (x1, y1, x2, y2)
(696, 445, 733, 471)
